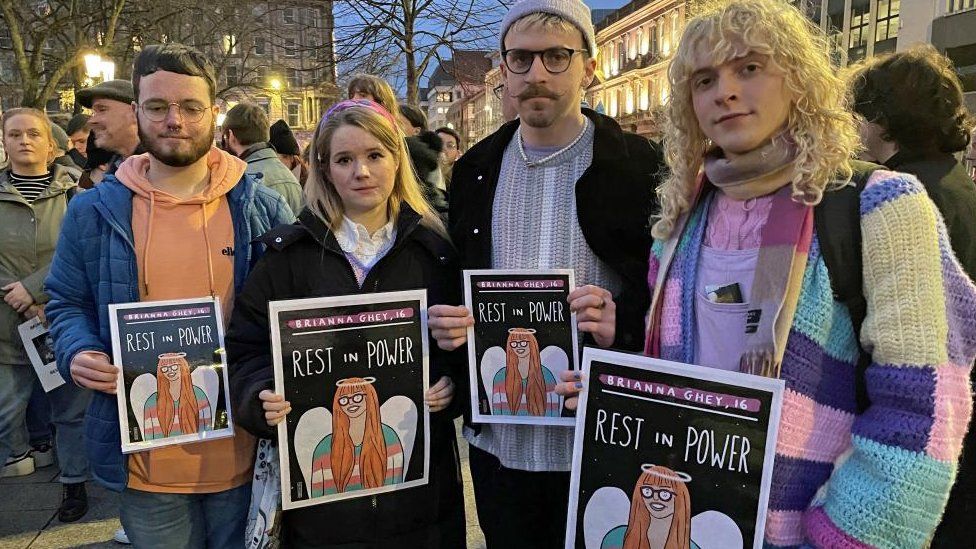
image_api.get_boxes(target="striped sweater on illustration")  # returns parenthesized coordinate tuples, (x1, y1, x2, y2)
(646, 171, 976, 548)
(309, 424, 404, 497)
(142, 386, 213, 440)
(490, 367, 561, 416)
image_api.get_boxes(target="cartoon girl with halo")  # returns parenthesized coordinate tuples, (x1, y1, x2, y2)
(143, 352, 212, 439)
(310, 377, 404, 496)
(490, 328, 560, 416)
(603, 464, 695, 549)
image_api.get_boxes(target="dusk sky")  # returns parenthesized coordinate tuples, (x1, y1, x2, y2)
(585, 0, 631, 8)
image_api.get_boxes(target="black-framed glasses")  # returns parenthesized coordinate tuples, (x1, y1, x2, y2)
(140, 100, 209, 123)
(640, 486, 675, 501)
(492, 84, 504, 100)
(502, 48, 587, 74)
(338, 393, 366, 406)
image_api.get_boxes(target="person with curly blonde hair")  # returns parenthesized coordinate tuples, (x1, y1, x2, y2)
(560, 0, 976, 546)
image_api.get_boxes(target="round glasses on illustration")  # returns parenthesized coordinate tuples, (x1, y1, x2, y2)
(139, 100, 209, 123)
(337, 393, 366, 406)
(640, 486, 676, 501)
(502, 48, 587, 74)
(509, 340, 530, 349)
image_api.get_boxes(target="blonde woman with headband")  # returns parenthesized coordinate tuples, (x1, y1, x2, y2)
(227, 100, 466, 548)
(558, 0, 976, 547)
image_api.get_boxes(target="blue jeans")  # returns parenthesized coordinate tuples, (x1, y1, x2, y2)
(44, 378, 91, 483)
(0, 364, 33, 466)
(120, 483, 251, 549)
(0, 364, 91, 483)
(27, 380, 53, 445)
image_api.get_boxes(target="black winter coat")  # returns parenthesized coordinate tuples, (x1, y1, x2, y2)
(226, 206, 465, 549)
(449, 109, 663, 356)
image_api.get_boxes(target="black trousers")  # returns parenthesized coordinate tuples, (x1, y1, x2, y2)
(468, 444, 571, 549)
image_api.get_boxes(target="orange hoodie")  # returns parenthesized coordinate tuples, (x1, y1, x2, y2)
(116, 147, 255, 494)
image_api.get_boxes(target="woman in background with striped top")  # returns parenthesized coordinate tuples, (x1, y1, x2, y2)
(0, 107, 90, 523)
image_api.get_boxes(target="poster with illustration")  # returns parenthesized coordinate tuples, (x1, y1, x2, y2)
(464, 269, 578, 426)
(270, 290, 430, 510)
(18, 317, 66, 392)
(566, 348, 784, 549)
(109, 297, 234, 453)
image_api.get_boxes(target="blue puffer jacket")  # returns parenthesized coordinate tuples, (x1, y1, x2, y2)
(44, 172, 294, 491)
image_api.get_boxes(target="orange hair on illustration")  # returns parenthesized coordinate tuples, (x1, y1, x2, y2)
(156, 353, 199, 437)
(505, 328, 546, 415)
(623, 465, 692, 549)
(331, 377, 386, 493)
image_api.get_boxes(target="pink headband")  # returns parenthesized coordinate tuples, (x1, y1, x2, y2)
(320, 99, 398, 131)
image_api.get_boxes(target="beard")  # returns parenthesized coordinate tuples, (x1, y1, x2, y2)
(138, 120, 214, 167)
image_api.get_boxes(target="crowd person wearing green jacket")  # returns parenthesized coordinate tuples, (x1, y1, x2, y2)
(0, 107, 90, 523)
(222, 102, 304, 214)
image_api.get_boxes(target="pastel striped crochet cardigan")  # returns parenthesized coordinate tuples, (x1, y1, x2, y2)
(645, 171, 976, 548)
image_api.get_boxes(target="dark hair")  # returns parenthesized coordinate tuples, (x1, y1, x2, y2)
(434, 126, 461, 147)
(133, 43, 217, 104)
(84, 130, 115, 170)
(851, 45, 974, 154)
(223, 103, 269, 146)
(398, 103, 427, 131)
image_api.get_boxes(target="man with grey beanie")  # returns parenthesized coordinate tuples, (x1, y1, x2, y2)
(428, 0, 663, 546)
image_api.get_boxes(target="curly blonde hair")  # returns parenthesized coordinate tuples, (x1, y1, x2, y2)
(653, 0, 858, 239)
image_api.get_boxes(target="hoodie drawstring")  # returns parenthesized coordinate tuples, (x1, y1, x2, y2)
(201, 204, 217, 299)
(142, 193, 217, 300)
(143, 192, 156, 296)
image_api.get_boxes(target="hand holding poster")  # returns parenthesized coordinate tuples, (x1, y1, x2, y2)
(464, 269, 579, 426)
(109, 297, 234, 453)
(270, 290, 430, 510)
(18, 316, 66, 392)
(566, 348, 784, 549)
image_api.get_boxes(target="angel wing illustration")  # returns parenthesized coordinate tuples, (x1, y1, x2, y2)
(129, 373, 157, 440)
(583, 486, 630, 549)
(540, 345, 569, 379)
(191, 366, 219, 430)
(480, 345, 507, 410)
(295, 406, 332, 494)
(380, 395, 418, 478)
(689, 510, 743, 549)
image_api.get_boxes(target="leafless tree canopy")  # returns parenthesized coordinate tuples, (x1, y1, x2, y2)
(333, 0, 510, 105)
(0, 0, 337, 109)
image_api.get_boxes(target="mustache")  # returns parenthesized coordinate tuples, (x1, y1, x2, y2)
(514, 84, 562, 101)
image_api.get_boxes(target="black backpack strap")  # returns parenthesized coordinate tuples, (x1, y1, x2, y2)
(814, 160, 881, 413)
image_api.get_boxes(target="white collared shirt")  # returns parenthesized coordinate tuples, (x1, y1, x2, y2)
(334, 215, 397, 271)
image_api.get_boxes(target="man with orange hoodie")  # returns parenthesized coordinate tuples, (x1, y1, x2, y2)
(44, 43, 294, 548)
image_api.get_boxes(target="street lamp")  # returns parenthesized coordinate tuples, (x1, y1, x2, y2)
(84, 53, 115, 83)
(84, 54, 102, 79)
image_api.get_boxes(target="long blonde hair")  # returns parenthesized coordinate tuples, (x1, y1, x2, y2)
(305, 105, 446, 237)
(654, 0, 858, 240)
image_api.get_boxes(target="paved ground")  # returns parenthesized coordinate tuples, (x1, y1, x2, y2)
(0, 423, 487, 549)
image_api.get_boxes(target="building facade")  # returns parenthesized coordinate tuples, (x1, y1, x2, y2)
(209, 3, 340, 135)
(586, 0, 686, 140)
(422, 50, 492, 129)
